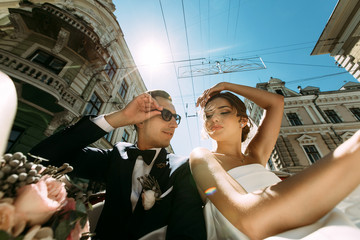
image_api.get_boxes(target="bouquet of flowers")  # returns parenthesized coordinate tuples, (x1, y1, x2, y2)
(0, 152, 93, 240)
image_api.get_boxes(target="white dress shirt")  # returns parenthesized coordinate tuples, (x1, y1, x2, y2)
(91, 115, 161, 211)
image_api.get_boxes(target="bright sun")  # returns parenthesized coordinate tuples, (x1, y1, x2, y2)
(139, 41, 166, 68)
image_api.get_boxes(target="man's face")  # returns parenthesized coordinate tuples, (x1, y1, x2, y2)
(138, 97, 179, 149)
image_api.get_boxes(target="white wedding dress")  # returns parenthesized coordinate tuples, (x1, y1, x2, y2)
(204, 164, 360, 240)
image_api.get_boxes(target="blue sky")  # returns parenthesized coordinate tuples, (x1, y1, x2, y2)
(115, 0, 356, 156)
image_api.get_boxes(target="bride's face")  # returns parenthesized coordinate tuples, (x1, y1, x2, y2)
(204, 97, 242, 141)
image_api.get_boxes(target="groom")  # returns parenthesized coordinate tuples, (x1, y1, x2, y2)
(29, 90, 206, 240)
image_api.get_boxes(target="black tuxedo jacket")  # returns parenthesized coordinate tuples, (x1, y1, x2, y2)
(30, 116, 206, 240)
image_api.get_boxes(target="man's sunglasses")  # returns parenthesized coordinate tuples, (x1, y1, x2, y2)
(156, 109, 181, 125)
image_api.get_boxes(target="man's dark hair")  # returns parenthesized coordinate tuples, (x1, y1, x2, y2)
(133, 90, 172, 131)
(146, 90, 172, 102)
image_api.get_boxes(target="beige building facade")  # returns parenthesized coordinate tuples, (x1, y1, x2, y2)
(0, 0, 148, 153)
(312, 0, 360, 83)
(245, 78, 360, 174)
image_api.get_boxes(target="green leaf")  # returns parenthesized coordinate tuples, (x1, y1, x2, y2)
(55, 219, 73, 240)
(69, 211, 78, 222)
(80, 216, 87, 228)
(76, 201, 87, 214)
(51, 215, 60, 229)
(75, 211, 87, 219)
(0, 231, 11, 240)
(0, 231, 24, 240)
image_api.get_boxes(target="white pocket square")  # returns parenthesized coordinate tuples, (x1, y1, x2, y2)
(160, 186, 173, 198)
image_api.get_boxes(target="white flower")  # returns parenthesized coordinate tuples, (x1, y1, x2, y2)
(141, 190, 156, 210)
(138, 174, 162, 210)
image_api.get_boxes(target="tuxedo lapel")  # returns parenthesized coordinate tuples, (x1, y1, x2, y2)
(120, 151, 137, 201)
(114, 143, 138, 210)
(148, 148, 171, 194)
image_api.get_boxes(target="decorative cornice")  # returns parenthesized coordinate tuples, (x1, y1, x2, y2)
(284, 91, 360, 107)
(280, 122, 360, 135)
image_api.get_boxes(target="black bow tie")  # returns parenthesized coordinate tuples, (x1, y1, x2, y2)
(126, 147, 156, 165)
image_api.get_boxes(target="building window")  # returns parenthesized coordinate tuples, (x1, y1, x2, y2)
(275, 89, 284, 96)
(105, 57, 117, 81)
(119, 80, 128, 99)
(267, 158, 275, 170)
(324, 110, 342, 123)
(287, 113, 302, 126)
(122, 129, 129, 142)
(84, 93, 102, 115)
(104, 130, 114, 142)
(350, 108, 360, 121)
(7, 127, 24, 152)
(28, 49, 66, 74)
(303, 145, 321, 164)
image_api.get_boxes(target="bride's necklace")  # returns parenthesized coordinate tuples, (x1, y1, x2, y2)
(212, 152, 245, 163)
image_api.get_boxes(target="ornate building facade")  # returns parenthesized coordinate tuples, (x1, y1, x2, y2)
(0, 0, 148, 153)
(245, 77, 360, 174)
(312, 0, 360, 83)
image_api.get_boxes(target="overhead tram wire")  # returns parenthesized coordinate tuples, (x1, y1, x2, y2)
(198, 0, 203, 54)
(181, 0, 201, 145)
(224, 0, 232, 83)
(113, 57, 206, 70)
(235, 41, 316, 55)
(207, 0, 211, 87)
(158, 0, 194, 149)
(78, 60, 204, 73)
(226, 0, 231, 51)
(264, 61, 340, 68)
(234, 0, 241, 40)
(286, 71, 349, 85)
(206, 42, 316, 61)
(227, 0, 242, 82)
(206, 38, 343, 61)
(198, 0, 206, 92)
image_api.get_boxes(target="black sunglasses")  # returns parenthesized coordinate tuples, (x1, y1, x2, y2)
(156, 109, 181, 125)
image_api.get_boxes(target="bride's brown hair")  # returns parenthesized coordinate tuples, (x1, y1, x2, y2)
(204, 92, 251, 142)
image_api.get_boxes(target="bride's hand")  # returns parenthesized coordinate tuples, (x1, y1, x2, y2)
(196, 82, 227, 108)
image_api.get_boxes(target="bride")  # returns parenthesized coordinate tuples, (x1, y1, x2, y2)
(190, 82, 360, 239)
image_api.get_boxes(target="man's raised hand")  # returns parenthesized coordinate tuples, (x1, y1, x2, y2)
(105, 93, 163, 128)
(135, 93, 163, 117)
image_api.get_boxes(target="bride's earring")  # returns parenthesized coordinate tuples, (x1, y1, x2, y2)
(240, 123, 244, 128)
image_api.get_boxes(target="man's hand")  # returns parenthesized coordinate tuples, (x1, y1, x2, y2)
(105, 93, 163, 128)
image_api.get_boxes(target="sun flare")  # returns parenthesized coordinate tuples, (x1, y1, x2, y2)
(139, 41, 166, 68)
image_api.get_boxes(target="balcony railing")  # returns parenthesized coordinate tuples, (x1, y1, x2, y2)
(0, 49, 85, 116)
(41, 3, 106, 59)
